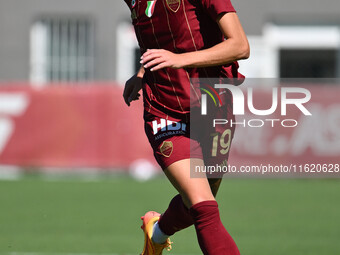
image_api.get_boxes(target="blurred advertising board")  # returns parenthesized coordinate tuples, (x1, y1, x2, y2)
(0, 83, 155, 170)
(0, 81, 339, 177)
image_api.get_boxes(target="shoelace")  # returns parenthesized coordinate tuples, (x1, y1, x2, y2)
(164, 240, 173, 251)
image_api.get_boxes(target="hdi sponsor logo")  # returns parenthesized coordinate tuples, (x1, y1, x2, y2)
(152, 119, 187, 135)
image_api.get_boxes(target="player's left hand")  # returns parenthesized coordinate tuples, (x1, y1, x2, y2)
(141, 49, 184, 71)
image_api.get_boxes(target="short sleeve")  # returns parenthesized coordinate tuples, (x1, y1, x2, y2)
(201, 0, 236, 21)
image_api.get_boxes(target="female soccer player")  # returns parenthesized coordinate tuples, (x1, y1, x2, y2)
(123, 0, 249, 254)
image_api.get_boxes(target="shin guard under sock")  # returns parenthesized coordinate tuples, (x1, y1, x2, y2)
(189, 200, 240, 255)
(157, 194, 194, 236)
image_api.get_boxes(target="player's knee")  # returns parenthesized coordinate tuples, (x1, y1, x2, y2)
(186, 193, 215, 208)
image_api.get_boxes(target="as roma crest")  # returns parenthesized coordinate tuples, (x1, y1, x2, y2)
(160, 141, 173, 157)
(166, 0, 181, 13)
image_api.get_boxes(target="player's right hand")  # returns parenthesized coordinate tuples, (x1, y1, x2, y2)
(123, 73, 143, 106)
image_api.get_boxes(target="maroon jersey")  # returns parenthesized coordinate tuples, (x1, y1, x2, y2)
(124, 0, 244, 121)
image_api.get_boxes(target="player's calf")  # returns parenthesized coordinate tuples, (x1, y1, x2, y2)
(190, 200, 240, 255)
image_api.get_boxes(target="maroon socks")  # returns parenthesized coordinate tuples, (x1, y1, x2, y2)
(157, 195, 240, 254)
(158, 194, 194, 235)
(189, 200, 240, 255)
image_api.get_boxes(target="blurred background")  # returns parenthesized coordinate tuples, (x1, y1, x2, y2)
(0, 0, 339, 255)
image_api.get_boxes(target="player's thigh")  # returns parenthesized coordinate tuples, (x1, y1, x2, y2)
(164, 158, 215, 208)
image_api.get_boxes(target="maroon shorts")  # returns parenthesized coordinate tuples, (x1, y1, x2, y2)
(144, 104, 235, 176)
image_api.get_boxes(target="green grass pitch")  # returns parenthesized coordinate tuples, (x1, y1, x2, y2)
(0, 176, 340, 255)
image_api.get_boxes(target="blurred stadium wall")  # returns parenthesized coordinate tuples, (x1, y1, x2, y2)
(0, 0, 339, 81)
(0, 0, 339, 174)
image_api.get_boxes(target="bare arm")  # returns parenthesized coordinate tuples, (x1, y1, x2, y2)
(182, 12, 249, 67)
(141, 12, 249, 71)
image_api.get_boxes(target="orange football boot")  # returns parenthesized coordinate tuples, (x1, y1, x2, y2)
(140, 211, 172, 255)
